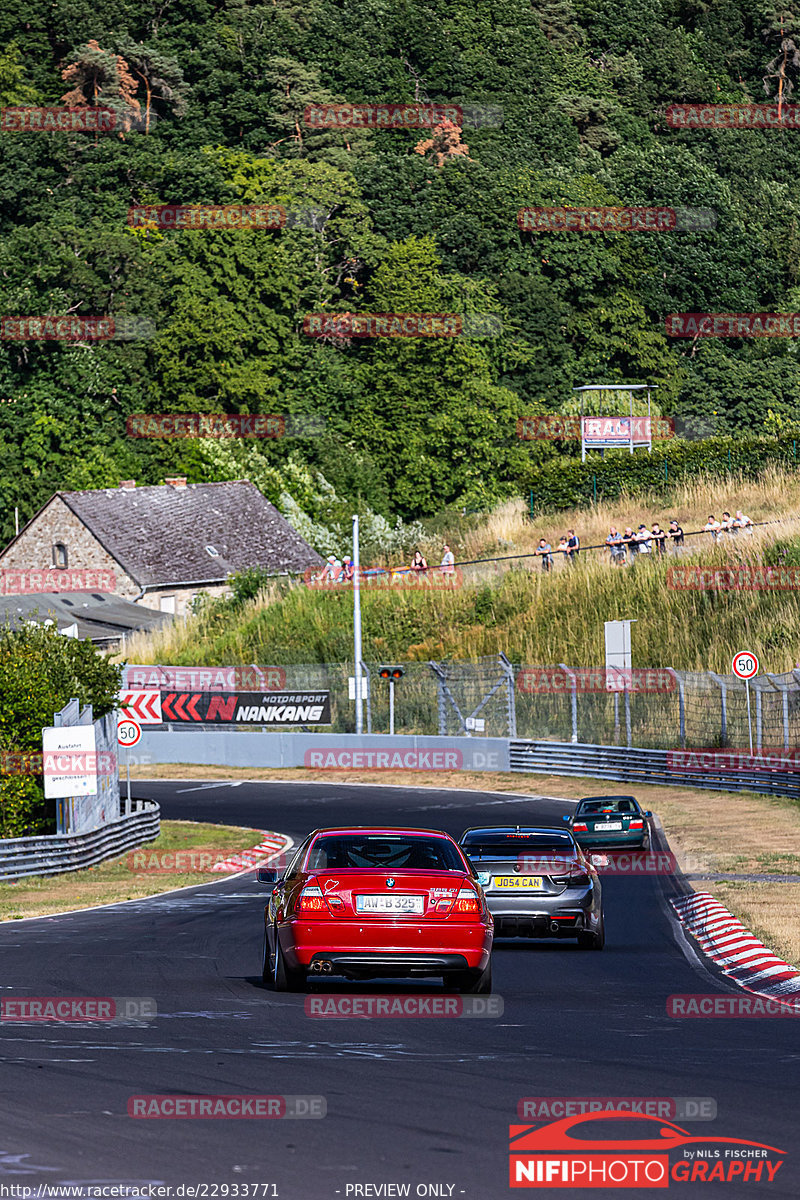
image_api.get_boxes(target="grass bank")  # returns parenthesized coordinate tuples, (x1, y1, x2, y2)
(120, 468, 800, 672)
(0, 820, 269, 921)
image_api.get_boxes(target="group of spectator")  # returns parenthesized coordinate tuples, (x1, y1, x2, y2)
(534, 530, 580, 572)
(320, 544, 456, 582)
(532, 509, 755, 571)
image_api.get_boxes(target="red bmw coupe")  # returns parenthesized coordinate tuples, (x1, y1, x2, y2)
(257, 827, 493, 993)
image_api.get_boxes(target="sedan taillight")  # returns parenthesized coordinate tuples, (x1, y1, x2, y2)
(453, 888, 481, 914)
(296, 885, 332, 915)
(629, 819, 644, 828)
(572, 821, 588, 831)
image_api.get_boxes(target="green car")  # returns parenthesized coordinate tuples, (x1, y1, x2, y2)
(565, 795, 652, 849)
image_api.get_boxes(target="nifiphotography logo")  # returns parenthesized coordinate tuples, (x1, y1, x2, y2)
(509, 1112, 785, 1187)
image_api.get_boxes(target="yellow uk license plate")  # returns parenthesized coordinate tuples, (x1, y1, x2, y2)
(493, 876, 543, 890)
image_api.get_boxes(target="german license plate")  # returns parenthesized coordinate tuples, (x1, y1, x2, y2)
(596, 822, 622, 831)
(493, 876, 544, 890)
(355, 894, 424, 914)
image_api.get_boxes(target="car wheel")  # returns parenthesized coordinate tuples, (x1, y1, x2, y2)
(456, 961, 492, 994)
(578, 916, 605, 950)
(272, 930, 306, 992)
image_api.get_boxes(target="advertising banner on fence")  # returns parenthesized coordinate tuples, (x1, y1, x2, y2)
(41, 725, 98, 799)
(121, 665, 288, 691)
(159, 691, 331, 725)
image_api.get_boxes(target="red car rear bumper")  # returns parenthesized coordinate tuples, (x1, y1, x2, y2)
(280, 918, 492, 972)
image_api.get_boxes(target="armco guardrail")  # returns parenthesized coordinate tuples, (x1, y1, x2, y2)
(0, 800, 160, 881)
(510, 741, 800, 799)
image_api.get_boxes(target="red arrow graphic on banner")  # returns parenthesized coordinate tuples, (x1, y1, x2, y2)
(143, 693, 161, 721)
(161, 693, 176, 720)
(173, 693, 190, 720)
(186, 693, 203, 721)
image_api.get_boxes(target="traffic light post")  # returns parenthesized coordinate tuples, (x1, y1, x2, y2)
(379, 666, 404, 735)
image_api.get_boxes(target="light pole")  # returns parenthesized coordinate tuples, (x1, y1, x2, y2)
(353, 515, 363, 734)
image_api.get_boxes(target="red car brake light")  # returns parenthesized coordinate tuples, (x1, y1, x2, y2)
(453, 887, 481, 914)
(572, 821, 588, 831)
(296, 885, 333, 915)
(629, 819, 644, 828)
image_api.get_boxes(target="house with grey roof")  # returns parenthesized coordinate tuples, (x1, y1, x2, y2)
(0, 477, 324, 616)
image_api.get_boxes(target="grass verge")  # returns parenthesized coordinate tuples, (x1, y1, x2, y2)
(0, 819, 267, 922)
(129, 763, 800, 967)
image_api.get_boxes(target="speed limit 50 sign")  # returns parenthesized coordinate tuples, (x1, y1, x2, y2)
(117, 717, 142, 747)
(732, 651, 759, 680)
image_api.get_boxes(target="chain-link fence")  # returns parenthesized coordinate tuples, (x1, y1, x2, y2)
(128, 659, 800, 748)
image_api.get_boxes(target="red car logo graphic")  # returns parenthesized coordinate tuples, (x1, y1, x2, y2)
(510, 1111, 784, 1154)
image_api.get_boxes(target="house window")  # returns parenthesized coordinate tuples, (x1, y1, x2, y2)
(52, 542, 68, 568)
(159, 595, 176, 614)
(206, 545, 219, 557)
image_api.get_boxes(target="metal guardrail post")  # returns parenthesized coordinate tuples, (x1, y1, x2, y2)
(708, 672, 727, 747)
(559, 664, 578, 743)
(500, 653, 517, 739)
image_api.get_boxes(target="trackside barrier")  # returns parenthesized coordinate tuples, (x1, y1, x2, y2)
(509, 741, 800, 799)
(0, 800, 160, 881)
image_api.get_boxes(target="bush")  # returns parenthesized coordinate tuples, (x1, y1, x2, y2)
(522, 437, 800, 512)
(0, 623, 121, 839)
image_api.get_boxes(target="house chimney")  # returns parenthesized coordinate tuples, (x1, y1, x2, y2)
(165, 476, 187, 489)
(119, 480, 136, 490)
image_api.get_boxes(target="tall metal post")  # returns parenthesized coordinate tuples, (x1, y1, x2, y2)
(389, 678, 395, 736)
(353, 515, 363, 734)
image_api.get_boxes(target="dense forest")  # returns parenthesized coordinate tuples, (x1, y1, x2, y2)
(1, 0, 800, 552)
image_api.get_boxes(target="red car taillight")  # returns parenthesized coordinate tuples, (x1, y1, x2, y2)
(453, 888, 481, 914)
(296, 886, 333, 915)
(572, 822, 588, 831)
(629, 819, 644, 829)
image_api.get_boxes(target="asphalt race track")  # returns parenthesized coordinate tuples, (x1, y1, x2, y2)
(1, 779, 798, 1198)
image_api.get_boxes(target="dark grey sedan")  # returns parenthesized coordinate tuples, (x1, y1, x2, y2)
(459, 826, 605, 949)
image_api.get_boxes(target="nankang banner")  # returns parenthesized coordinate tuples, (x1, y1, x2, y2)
(159, 690, 331, 725)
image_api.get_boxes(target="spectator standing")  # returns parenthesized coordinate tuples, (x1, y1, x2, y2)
(734, 510, 754, 533)
(720, 511, 735, 537)
(622, 527, 638, 564)
(606, 526, 625, 566)
(342, 555, 355, 582)
(566, 528, 580, 563)
(410, 550, 428, 572)
(535, 537, 554, 572)
(636, 524, 653, 555)
(556, 535, 569, 560)
(704, 515, 721, 542)
(651, 523, 667, 556)
(322, 554, 342, 581)
(668, 520, 684, 552)
(440, 544, 455, 575)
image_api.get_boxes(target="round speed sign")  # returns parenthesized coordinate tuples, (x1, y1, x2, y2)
(732, 651, 760, 680)
(117, 717, 142, 747)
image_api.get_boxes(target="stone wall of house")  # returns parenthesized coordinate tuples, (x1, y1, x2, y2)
(0, 496, 140, 599)
(137, 584, 232, 616)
